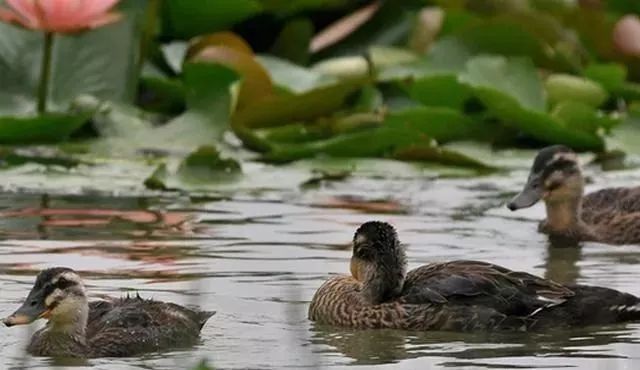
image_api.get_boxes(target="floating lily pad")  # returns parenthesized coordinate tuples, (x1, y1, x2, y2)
(545, 74, 608, 107)
(257, 55, 336, 93)
(0, 113, 92, 144)
(161, 0, 262, 39)
(583, 63, 628, 93)
(459, 55, 604, 151)
(177, 145, 241, 180)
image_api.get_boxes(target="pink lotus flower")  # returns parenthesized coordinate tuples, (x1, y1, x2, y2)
(0, 0, 121, 33)
(613, 15, 640, 57)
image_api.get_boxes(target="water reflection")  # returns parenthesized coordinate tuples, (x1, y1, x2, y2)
(0, 194, 195, 240)
(311, 323, 637, 366)
(543, 241, 582, 284)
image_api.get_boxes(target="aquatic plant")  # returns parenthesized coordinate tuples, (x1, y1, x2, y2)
(0, 0, 121, 114)
(0, 0, 638, 191)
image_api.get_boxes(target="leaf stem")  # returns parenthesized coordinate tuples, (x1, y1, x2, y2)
(37, 32, 54, 115)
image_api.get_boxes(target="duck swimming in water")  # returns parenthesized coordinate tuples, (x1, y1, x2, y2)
(309, 221, 640, 331)
(2, 267, 214, 357)
(507, 145, 640, 244)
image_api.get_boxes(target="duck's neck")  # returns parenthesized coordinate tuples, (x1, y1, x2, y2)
(46, 297, 89, 339)
(544, 195, 586, 233)
(360, 261, 406, 305)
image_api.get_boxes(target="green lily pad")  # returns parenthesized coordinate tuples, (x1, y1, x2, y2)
(231, 78, 368, 151)
(137, 76, 186, 114)
(269, 18, 313, 65)
(401, 74, 473, 110)
(551, 101, 621, 134)
(256, 55, 336, 94)
(384, 106, 485, 143)
(161, 0, 262, 39)
(262, 113, 492, 168)
(0, 113, 92, 144)
(84, 63, 239, 157)
(583, 63, 628, 93)
(461, 56, 546, 112)
(545, 74, 608, 107)
(0, 146, 83, 168)
(459, 55, 604, 151)
(177, 145, 241, 182)
(143, 163, 172, 191)
(392, 144, 495, 170)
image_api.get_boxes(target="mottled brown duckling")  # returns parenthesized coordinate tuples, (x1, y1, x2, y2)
(2, 267, 214, 358)
(507, 145, 640, 244)
(309, 221, 640, 331)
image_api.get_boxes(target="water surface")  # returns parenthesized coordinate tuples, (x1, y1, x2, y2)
(1, 160, 640, 369)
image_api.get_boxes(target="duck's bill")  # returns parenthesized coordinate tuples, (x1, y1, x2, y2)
(2, 290, 49, 327)
(507, 181, 543, 211)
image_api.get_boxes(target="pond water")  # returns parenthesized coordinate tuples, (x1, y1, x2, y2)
(1, 157, 640, 370)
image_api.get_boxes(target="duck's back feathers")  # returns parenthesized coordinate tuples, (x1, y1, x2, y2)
(582, 186, 640, 217)
(575, 187, 640, 244)
(86, 296, 214, 357)
(402, 260, 573, 316)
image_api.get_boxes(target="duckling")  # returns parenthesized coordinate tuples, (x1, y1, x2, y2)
(507, 145, 640, 244)
(308, 221, 640, 331)
(2, 267, 214, 358)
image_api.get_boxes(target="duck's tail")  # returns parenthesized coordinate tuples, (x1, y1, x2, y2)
(608, 303, 640, 321)
(197, 310, 216, 329)
(565, 285, 640, 325)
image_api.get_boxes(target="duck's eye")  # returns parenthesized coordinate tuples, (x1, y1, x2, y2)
(29, 300, 38, 307)
(56, 277, 74, 290)
(546, 180, 564, 192)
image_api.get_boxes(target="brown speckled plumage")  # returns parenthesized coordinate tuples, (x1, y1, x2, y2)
(3, 268, 214, 358)
(309, 222, 640, 331)
(509, 145, 640, 244)
(84, 296, 213, 357)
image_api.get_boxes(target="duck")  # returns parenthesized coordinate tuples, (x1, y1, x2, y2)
(2, 267, 214, 358)
(507, 145, 640, 244)
(308, 221, 640, 331)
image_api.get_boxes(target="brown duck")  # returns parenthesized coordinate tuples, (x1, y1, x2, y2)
(507, 145, 640, 244)
(2, 267, 214, 357)
(308, 221, 640, 331)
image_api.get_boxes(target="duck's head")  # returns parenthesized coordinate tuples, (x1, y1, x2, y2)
(3, 267, 87, 327)
(507, 145, 583, 211)
(350, 221, 407, 304)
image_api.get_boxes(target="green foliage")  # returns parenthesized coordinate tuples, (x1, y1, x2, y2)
(459, 56, 606, 150)
(0, 20, 138, 114)
(1, 0, 639, 189)
(161, 0, 262, 39)
(178, 145, 241, 179)
(545, 74, 608, 107)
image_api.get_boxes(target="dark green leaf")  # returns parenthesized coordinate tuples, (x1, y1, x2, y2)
(460, 56, 604, 150)
(392, 144, 495, 170)
(384, 106, 484, 143)
(583, 63, 628, 93)
(551, 101, 621, 133)
(0, 113, 91, 144)
(460, 55, 546, 112)
(144, 163, 172, 191)
(177, 145, 241, 182)
(161, 0, 262, 39)
(269, 18, 313, 65)
(401, 74, 472, 110)
(232, 78, 367, 129)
